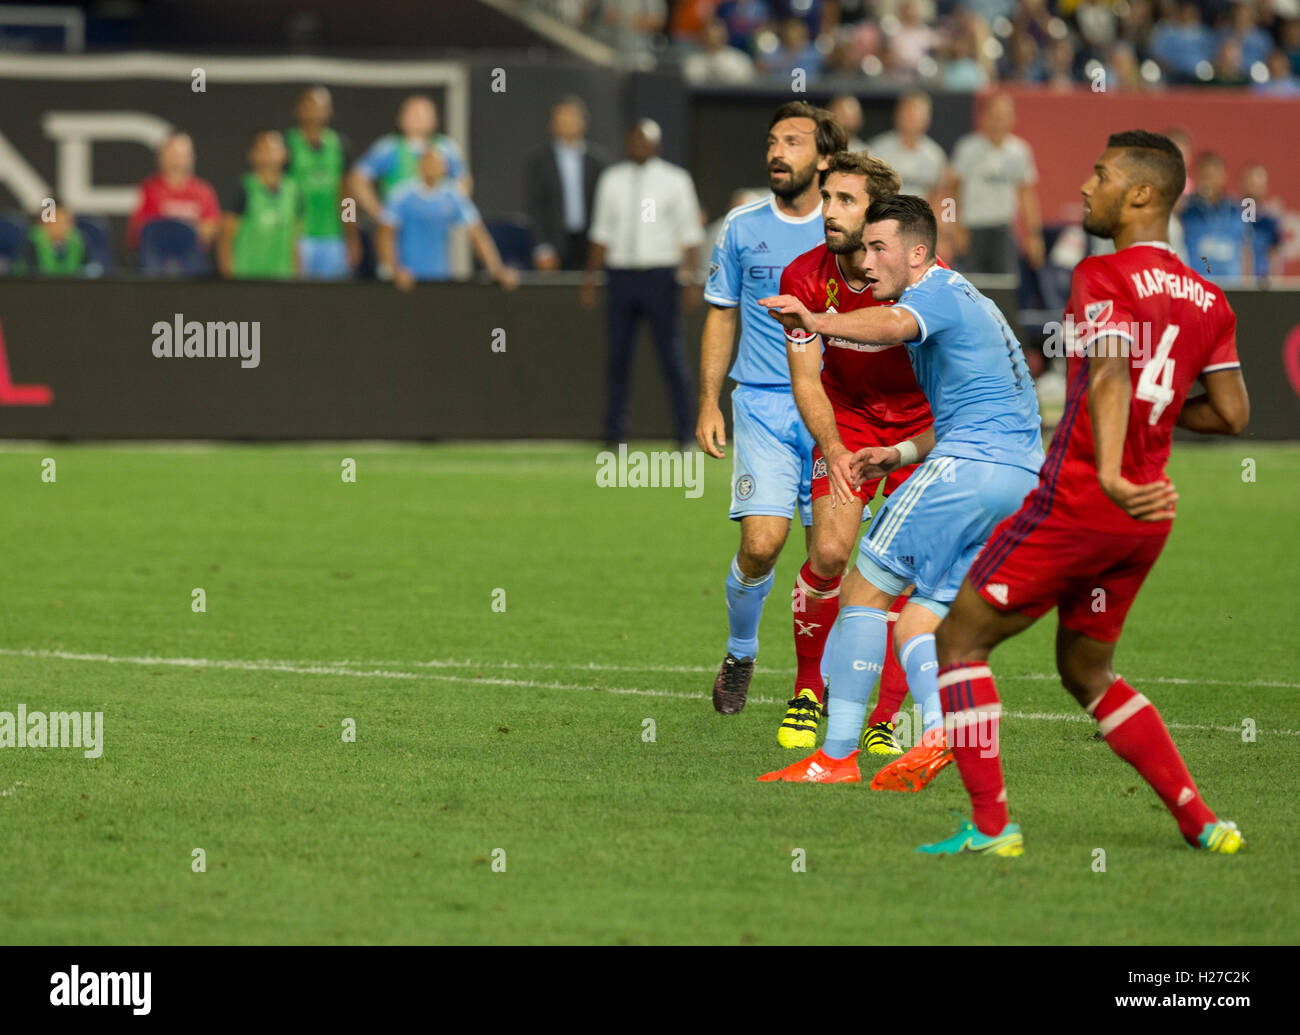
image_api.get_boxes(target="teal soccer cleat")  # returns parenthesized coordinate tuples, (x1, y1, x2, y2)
(916, 815, 1024, 857)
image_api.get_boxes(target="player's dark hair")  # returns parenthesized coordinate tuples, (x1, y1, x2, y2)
(1106, 130, 1186, 210)
(768, 101, 848, 158)
(865, 194, 937, 260)
(821, 150, 901, 200)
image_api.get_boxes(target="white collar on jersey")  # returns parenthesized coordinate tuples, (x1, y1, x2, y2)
(1125, 240, 1176, 252)
(767, 194, 822, 225)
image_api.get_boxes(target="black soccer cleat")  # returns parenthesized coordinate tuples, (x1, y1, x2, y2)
(712, 652, 755, 715)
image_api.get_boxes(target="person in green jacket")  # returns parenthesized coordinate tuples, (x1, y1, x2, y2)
(218, 131, 302, 280)
(286, 86, 359, 279)
(16, 201, 93, 277)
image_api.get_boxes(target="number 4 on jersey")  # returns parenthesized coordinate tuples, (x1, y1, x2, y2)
(1136, 324, 1178, 425)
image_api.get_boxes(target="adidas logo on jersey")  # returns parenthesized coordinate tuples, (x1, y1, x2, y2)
(754, 241, 769, 253)
(986, 583, 1009, 605)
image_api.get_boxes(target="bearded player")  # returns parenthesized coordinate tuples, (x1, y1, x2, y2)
(774, 152, 934, 758)
(758, 195, 1044, 788)
(699, 103, 847, 717)
(920, 131, 1249, 857)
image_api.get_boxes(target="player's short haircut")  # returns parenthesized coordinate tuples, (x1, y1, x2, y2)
(768, 101, 848, 158)
(865, 194, 937, 260)
(1106, 130, 1186, 210)
(821, 150, 902, 201)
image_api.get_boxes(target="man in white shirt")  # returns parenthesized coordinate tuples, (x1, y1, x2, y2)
(948, 91, 1045, 275)
(865, 91, 948, 201)
(683, 19, 758, 84)
(583, 119, 704, 447)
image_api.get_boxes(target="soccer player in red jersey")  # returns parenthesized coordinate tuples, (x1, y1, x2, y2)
(776, 151, 935, 761)
(920, 131, 1250, 857)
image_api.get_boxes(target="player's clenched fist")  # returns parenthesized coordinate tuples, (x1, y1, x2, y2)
(758, 294, 819, 335)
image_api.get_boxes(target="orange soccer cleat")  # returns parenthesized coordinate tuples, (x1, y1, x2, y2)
(758, 748, 862, 783)
(869, 726, 953, 792)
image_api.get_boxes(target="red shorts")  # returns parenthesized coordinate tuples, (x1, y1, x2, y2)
(967, 496, 1170, 642)
(810, 418, 922, 504)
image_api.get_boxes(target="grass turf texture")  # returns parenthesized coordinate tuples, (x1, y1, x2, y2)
(0, 440, 1295, 945)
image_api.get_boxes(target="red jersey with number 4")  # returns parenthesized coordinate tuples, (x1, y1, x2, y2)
(1044, 241, 1239, 535)
(779, 244, 934, 439)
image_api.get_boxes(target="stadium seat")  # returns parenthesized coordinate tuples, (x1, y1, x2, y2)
(480, 215, 533, 271)
(139, 218, 206, 276)
(0, 213, 28, 275)
(74, 215, 114, 276)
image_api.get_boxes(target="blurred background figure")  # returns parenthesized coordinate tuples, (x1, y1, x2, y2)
(683, 18, 758, 83)
(350, 95, 471, 226)
(827, 94, 866, 150)
(1240, 163, 1283, 280)
(127, 133, 220, 265)
(286, 86, 358, 280)
(949, 92, 1044, 274)
(866, 91, 947, 201)
(377, 149, 517, 291)
(583, 119, 703, 448)
(1181, 152, 1247, 282)
(218, 131, 300, 280)
(527, 96, 610, 271)
(15, 200, 96, 278)
(759, 18, 824, 80)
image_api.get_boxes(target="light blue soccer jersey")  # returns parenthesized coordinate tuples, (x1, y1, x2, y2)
(894, 265, 1045, 475)
(704, 195, 823, 388)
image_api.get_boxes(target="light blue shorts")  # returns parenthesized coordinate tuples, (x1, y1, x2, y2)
(729, 384, 814, 528)
(856, 454, 1038, 604)
(298, 236, 349, 279)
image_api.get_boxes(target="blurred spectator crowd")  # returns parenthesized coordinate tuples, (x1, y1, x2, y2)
(532, 0, 1300, 92)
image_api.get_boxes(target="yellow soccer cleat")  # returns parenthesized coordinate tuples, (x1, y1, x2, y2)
(1194, 820, 1244, 854)
(778, 689, 823, 749)
(860, 720, 904, 757)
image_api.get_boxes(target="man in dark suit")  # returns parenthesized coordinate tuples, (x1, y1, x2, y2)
(526, 97, 608, 271)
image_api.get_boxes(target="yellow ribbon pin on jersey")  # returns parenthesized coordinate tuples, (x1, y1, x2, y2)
(825, 278, 839, 308)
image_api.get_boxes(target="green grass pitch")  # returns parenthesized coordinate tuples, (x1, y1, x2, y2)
(0, 440, 1295, 945)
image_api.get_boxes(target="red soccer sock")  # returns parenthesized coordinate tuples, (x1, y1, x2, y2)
(867, 592, 910, 726)
(1090, 678, 1215, 842)
(938, 661, 1008, 836)
(793, 561, 841, 703)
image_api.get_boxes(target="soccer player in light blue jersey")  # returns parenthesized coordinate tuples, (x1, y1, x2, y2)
(698, 102, 847, 716)
(758, 194, 1045, 788)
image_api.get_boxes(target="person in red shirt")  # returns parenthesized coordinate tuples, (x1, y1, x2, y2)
(773, 151, 935, 762)
(127, 133, 221, 253)
(920, 130, 1250, 857)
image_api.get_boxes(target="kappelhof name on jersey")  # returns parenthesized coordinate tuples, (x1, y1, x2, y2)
(1129, 266, 1219, 312)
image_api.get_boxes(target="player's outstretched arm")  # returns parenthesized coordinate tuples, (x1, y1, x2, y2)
(696, 305, 737, 458)
(1088, 340, 1178, 522)
(758, 294, 918, 347)
(1176, 368, 1250, 436)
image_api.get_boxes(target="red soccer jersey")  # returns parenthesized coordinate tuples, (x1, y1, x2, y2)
(1043, 241, 1240, 535)
(127, 174, 222, 249)
(779, 243, 933, 438)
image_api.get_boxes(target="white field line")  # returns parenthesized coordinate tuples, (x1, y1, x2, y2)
(1, 647, 1296, 739)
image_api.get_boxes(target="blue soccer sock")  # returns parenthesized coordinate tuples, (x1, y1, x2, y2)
(899, 632, 942, 734)
(819, 614, 841, 687)
(725, 556, 774, 659)
(823, 606, 889, 758)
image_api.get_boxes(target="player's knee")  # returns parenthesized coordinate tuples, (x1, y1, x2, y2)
(1056, 656, 1113, 707)
(807, 537, 850, 579)
(738, 536, 783, 575)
